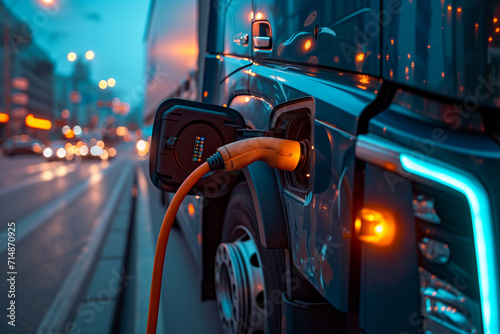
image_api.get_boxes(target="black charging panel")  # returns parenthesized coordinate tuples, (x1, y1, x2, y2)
(150, 99, 245, 197)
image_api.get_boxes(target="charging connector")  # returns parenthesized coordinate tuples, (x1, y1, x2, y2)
(207, 137, 306, 172)
(147, 137, 309, 334)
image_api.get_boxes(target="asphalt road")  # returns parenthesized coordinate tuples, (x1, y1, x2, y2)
(0, 144, 222, 334)
(0, 145, 134, 333)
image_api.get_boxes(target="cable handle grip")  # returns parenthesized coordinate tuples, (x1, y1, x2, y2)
(208, 137, 303, 172)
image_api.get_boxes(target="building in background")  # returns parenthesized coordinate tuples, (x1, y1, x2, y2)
(69, 58, 97, 128)
(0, 0, 54, 143)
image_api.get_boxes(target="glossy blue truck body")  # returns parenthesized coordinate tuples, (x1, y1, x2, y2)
(146, 0, 500, 332)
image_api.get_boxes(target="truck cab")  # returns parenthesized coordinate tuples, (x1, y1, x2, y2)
(148, 1, 500, 333)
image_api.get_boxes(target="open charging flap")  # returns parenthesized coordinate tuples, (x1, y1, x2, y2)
(149, 99, 245, 198)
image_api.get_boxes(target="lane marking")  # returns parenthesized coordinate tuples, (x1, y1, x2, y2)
(0, 159, 122, 252)
(134, 164, 165, 333)
(35, 162, 133, 334)
(0, 163, 79, 197)
(0, 160, 66, 182)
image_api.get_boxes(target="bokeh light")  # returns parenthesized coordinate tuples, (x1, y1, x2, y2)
(43, 148, 52, 158)
(136, 139, 150, 156)
(85, 50, 95, 60)
(108, 147, 117, 158)
(62, 125, 71, 135)
(115, 126, 128, 136)
(73, 125, 82, 136)
(67, 52, 77, 62)
(56, 148, 66, 159)
(99, 80, 107, 89)
(80, 145, 89, 156)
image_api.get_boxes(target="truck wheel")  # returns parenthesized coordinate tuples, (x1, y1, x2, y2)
(215, 182, 285, 334)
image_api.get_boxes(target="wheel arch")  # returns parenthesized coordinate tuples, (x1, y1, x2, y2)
(200, 161, 289, 300)
(242, 161, 289, 249)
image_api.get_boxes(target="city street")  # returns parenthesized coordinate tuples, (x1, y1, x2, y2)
(0, 143, 134, 332)
(0, 144, 222, 333)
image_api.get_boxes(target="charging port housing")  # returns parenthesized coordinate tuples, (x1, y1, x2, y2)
(270, 97, 313, 202)
(150, 99, 245, 197)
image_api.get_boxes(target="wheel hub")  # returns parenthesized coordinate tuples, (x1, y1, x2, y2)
(215, 228, 266, 334)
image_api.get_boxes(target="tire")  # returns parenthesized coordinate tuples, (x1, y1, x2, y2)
(215, 182, 285, 334)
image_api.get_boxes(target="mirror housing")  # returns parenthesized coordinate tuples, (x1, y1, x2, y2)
(149, 99, 245, 197)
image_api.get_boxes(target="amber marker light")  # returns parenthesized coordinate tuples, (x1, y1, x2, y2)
(188, 203, 195, 217)
(304, 39, 312, 51)
(354, 207, 396, 246)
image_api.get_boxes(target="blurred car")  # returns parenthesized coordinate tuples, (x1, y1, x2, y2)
(43, 140, 73, 161)
(3, 135, 45, 156)
(78, 139, 116, 161)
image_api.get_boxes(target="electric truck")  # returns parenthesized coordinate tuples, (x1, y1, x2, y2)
(145, 0, 500, 333)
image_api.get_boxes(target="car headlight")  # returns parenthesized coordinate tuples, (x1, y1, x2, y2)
(90, 146, 103, 156)
(80, 145, 89, 156)
(136, 139, 149, 156)
(43, 148, 53, 158)
(56, 148, 66, 158)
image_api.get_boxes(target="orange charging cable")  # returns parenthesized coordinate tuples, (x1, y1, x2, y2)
(146, 162, 210, 334)
(146, 137, 305, 333)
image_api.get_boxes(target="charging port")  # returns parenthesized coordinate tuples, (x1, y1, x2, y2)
(270, 98, 313, 201)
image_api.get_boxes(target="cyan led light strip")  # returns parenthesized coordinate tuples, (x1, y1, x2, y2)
(401, 154, 499, 334)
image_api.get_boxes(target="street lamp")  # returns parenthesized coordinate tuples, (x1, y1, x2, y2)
(40, 0, 56, 7)
(67, 52, 76, 62)
(99, 80, 107, 89)
(85, 50, 94, 60)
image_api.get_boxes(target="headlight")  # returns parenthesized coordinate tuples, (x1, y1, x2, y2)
(100, 149, 109, 161)
(108, 147, 117, 157)
(80, 145, 89, 156)
(136, 139, 149, 156)
(90, 146, 103, 156)
(43, 148, 52, 158)
(56, 148, 66, 158)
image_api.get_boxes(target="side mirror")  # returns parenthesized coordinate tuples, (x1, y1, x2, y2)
(149, 99, 245, 197)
